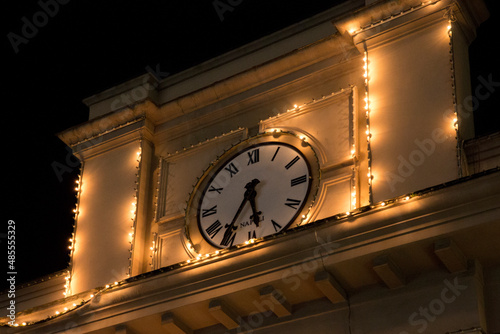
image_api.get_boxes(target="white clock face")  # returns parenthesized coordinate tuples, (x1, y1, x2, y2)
(198, 142, 311, 248)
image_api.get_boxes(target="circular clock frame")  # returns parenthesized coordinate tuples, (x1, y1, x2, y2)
(184, 131, 320, 254)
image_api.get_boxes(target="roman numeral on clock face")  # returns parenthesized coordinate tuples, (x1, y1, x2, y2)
(247, 149, 259, 165)
(224, 162, 239, 177)
(271, 146, 280, 161)
(271, 219, 282, 232)
(248, 230, 256, 239)
(285, 156, 300, 170)
(205, 220, 222, 239)
(209, 185, 223, 194)
(201, 205, 217, 217)
(291, 174, 307, 187)
(220, 230, 236, 247)
(284, 198, 301, 210)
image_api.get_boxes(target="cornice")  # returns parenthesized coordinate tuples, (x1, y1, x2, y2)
(147, 33, 358, 126)
(12, 169, 499, 333)
(334, 0, 489, 50)
(70, 117, 155, 161)
(57, 100, 156, 148)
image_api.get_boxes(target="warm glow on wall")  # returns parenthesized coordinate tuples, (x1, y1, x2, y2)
(65, 169, 83, 297)
(446, 9, 462, 176)
(149, 232, 158, 269)
(128, 145, 142, 277)
(363, 50, 374, 203)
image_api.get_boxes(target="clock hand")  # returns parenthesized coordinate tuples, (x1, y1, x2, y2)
(222, 179, 260, 245)
(248, 195, 261, 227)
(225, 194, 247, 231)
(246, 179, 262, 227)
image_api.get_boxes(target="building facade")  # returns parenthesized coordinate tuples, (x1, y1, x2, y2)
(2, 0, 500, 333)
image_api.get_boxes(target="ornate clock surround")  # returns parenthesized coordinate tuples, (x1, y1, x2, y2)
(184, 131, 321, 254)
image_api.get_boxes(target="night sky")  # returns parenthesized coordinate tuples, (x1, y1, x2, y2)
(3, 0, 499, 291)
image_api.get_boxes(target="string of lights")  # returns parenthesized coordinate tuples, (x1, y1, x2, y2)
(5, 0, 494, 328)
(6, 165, 498, 327)
(129, 145, 143, 277)
(64, 166, 83, 297)
(363, 50, 374, 205)
(446, 8, 462, 177)
(347, 0, 442, 35)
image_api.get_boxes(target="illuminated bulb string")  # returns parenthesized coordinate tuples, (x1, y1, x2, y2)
(351, 170, 357, 210)
(150, 158, 162, 270)
(65, 166, 83, 297)
(13, 183, 441, 328)
(348, 1, 441, 36)
(447, 10, 461, 177)
(363, 50, 374, 204)
(129, 145, 142, 277)
(150, 232, 158, 270)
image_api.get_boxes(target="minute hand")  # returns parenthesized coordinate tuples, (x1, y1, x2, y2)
(224, 179, 260, 236)
(225, 194, 248, 231)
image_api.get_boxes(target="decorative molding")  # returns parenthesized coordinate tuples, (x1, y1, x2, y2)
(150, 34, 358, 127)
(70, 118, 154, 161)
(6, 170, 499, 330)
(312, 172, 352, 222)
(156, 128, 247, 222)
(162, 128, 247, 161)
(58, 100, 156, 146)
(260, 87, 355, 168)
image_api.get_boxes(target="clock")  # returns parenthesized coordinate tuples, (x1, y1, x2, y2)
(185, 131, 320, 253)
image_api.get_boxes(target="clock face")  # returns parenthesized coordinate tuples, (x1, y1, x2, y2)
(197, 142, 311, 248)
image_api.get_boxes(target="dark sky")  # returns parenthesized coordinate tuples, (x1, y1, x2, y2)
(3, 0, 499, 291)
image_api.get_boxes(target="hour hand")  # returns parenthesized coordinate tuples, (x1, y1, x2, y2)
(244, 178, 261, 226)
(249, 197, 261, 227)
